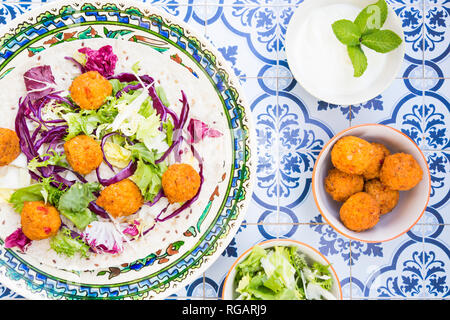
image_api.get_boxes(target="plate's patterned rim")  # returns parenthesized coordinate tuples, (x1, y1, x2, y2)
(0, 0, 255, 300)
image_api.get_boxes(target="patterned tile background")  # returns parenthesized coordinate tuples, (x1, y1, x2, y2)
(0, 0, 449, 300)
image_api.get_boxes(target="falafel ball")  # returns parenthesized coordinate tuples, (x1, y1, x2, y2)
(331, 136, 373, 175)
(69, 71, 112, 110)
(96, 179, 144, 218)
(339, 192, 380, 232)
(64, 135, 103, 175)
(325, 168, 364, 202)
(364, 179, 399, 215)
(21, 201, 61, 240)
(380, 153, 423, 191)
(362, 142, 391, 180)
(0, 128, 21, 166)
(162, 163, 201, 204)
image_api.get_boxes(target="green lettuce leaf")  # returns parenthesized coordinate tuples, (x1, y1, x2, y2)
(233, 245, 334, 300)
(57, 182, 100, 230)
(260, 246, 296, 290)
(50, 227, 90, 258)
(63, 111, 102, 140)
(130, 159, 166, 202)
(103, 141, 132, 169)
(27, 149, 68, 173)
(8, 184, 45, 212)
(8, 177, 64, 212)
(236, 245, 266, 277)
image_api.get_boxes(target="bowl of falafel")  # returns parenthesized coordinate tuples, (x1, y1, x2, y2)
(312, 124, 431, 243)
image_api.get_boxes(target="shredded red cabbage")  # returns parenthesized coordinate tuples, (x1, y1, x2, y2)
(110, 73, 172, 123)
(156, 91, 190, 164)
(95, 159, 137, 187)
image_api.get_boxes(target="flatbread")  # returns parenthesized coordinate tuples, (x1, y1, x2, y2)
(0, 39, 231, 271)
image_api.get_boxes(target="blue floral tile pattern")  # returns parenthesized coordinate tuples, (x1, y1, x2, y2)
(0, 0, 449, 300)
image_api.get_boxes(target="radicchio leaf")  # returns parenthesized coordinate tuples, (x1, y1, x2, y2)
(187, 118, 223, 144)
(78, 45, 118, 77)
(4, 228, 32, 252)
(81, 221, 124, 254)
(23, 65, 56, 102)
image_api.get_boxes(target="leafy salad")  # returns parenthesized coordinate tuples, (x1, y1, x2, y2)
(234, 245, 337, 300)
(4, 45, 222, 258)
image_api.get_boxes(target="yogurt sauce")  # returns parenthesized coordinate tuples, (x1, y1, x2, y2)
(293, 3, 387, 98)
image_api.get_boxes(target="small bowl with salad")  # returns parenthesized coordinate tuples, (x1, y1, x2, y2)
(222, 239, 342, 300)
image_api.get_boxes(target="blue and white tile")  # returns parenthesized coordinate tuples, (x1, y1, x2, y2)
(422, 78, 450, 151)
(388, 0, 426, 78)
(424, 0, 450, 78)
(0, 2, 35, 26)
(242, 78, 280, 221)
(350, 229, 427, 299)
(279, 80, 350, 134)
(156, 4, 207, 27)
(350, 79, 426, 147)
(306, 214, 353, 268)
(425, 151, 450, 225)
(422, 223, 450, 298)
(0, 285, 24, 300)
(204, 3, 279, 78)
(277, 92, 336, 211)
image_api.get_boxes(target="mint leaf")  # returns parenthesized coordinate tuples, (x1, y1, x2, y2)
(332, 19, 361, 46)
(361, 29, 403, 53)
(347, 46, 368, 77)
(354, 0, 388, 35)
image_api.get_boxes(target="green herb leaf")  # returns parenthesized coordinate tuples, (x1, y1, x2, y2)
(347, 45, 368, 77)
(354, 0, 388, 35)
(361, 29, 403, 53)
(331, 19, 361, 46)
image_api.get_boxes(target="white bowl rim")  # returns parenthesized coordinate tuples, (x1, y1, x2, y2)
(312, 123, 432, 243)
(221, 238, 343, 300)
(285, 0, 406, 106)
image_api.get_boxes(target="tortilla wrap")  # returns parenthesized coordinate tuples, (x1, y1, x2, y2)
(0, 38, 232, 272)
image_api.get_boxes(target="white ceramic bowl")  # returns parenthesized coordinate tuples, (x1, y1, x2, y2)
(285, 0, 405, 105)
(312, 124, 431, 243)
(222, 239, 342, 300)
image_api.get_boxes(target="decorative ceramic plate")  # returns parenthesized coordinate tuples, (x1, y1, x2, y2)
(0, 0, 254, 299)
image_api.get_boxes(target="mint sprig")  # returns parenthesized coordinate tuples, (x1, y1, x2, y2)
(331, 0, 402, 77)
